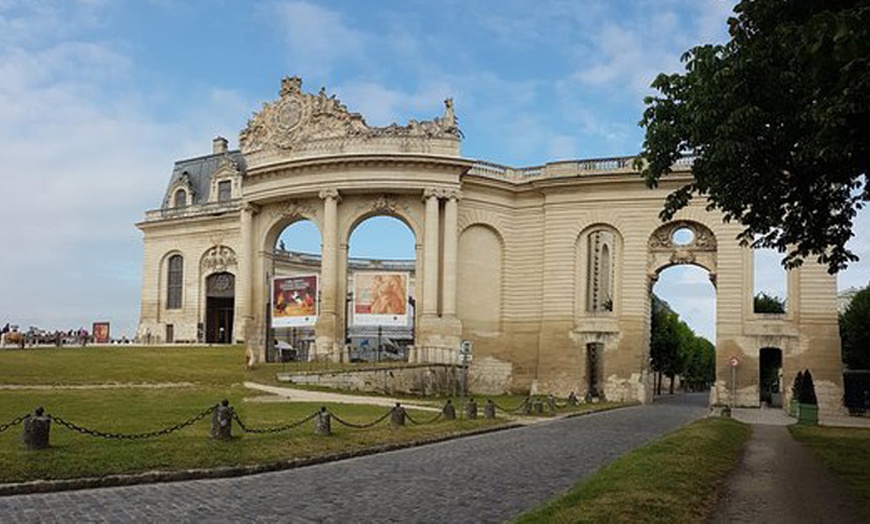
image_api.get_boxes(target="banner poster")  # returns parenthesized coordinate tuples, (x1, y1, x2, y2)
(272, 275, 318, 327)
(92, 322, 110, 344)
(353, 272, 409, 326)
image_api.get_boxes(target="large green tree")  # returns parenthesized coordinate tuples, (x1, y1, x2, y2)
(638, 0, 869, 273)
(840, 284, 870, 369)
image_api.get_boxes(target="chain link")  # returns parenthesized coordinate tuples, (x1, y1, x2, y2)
(231, 410, 320, 434)
(49, 405, 217, 440)
(490, 396, 530, 414)
(404, 410, 443, 425)
(328, 407, 394, 429)
(0, 413, 30, 433)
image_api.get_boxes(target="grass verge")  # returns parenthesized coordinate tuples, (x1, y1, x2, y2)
(514, 417, 750, 524)
(0, 345, 621, 486)
(790, 425, 870, 520)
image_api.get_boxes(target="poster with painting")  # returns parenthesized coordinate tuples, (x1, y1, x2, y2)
(353, 272, 409, 326)
(92, 322, 110, 344)
(272, 275, 318, 327)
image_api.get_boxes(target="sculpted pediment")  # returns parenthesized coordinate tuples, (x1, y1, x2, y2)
(239, 77, 461, 167)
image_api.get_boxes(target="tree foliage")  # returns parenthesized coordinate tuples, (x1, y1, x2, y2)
(753, 292, 786, 313)
(840, 284, 870, 369)
(650, 294, 715, 393)
(638, 0, 870, 273)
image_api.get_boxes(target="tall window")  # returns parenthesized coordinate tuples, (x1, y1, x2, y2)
(174, 189, 187, 208)
(587, 230, 614, 312)
(217, 180, 232, 202)
(167, 255, 183, 309)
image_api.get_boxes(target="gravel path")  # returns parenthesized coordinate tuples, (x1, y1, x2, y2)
(712, 423, 865, 524)
(0, 394, 707, 523)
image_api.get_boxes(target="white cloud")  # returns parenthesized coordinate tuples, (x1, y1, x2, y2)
(266, 1, 368, 79)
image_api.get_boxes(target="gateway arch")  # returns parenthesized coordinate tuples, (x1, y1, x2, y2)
(137, 77, 843, 415)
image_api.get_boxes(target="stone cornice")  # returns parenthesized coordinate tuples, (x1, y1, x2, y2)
(245, 153, 474, 178)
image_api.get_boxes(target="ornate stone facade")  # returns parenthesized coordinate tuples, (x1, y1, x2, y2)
(137, 77, 844, 415)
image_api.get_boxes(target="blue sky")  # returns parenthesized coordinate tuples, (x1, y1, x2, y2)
(0, 0, 867, 341)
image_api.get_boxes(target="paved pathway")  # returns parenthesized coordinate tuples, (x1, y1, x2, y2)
(0, 394, 708, 523)
(243, 382, 441, 412)
(712, 414, 866, 524)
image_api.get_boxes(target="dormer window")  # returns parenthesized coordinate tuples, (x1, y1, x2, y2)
(217, 180, 232, 202)
(174, 188, 187, 208)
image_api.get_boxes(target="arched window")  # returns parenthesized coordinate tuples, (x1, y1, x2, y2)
(174, 189, 187, 208)
(167, 254, 183, 309)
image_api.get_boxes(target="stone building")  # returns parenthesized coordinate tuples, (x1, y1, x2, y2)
(137, 76, 843, 413)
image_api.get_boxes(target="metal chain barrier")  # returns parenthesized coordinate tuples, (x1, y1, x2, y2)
(328, 407, 394, 429)
(49, 405, 217, 440)
(490, 396, 530, 414)
(231, 409, 320, 434)
(0, 413, 30, 433)
(404, 410, 443, 425)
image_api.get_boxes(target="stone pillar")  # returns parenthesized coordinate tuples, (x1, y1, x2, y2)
(237, 202, 255, 348)
(316, 189, 340, 361)
(442, 399, 456, 420)
(422, 188, 441, 318)
(23, 407, 50, 450)
(442, 190, 460, 318)
(390, 403, 406, 427)
(211, 400, 233, 441)
(315, 407, 331, 435)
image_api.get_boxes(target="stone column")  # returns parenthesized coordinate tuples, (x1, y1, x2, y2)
(422, 188, 441, 318)
(442, 190, 460, 318)
(237, 202, 255, 346)
(316, 189, 340, 360)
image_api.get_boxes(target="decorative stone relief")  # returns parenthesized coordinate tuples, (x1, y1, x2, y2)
(647, 220, 718, 275)
(270, 199, 316, 221)
(319, 188, 341, 201)
(239, 76, 461, 156)
(371, 194, 398, 214)
(201, 245, 237, 273)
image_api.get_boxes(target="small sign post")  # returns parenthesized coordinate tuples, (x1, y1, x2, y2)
(729, 356, 740, 408)
(458, 340, 473, 412)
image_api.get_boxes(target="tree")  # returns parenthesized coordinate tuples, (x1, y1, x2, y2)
(638, 0, 870, 273)
(840, 284, 870, 369)
(753, 292, 786, 313)
(650, 294, 696, 394)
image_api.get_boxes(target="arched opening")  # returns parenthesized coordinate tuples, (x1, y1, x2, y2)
(650, 265, 716, 396)
(347, 215, 416, 363)
(205, 272, 234, 343)
(759, 347, 783, 407)
(271, 219, 322, 361)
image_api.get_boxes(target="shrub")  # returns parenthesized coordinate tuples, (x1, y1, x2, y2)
(798, 369, 818, 405)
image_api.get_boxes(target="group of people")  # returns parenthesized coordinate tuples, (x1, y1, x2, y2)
(1, 323, 94, 347)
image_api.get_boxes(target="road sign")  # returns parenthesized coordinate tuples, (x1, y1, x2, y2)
(729, 356, 740, 367)
(459, 339, 473, 355)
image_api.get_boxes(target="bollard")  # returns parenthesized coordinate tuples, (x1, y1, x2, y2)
(567, 391, 578, 406)
(391, 403, 406, 426)
(465, 398, 478, 420)
(484, 399, 496, 419)
(522, 396, 532, 415)
(211, 399, 233, 440)
(547, 394, 557, 413)
(23, 407, 51, 450)
(442, 399, 456, 421)
(315, 407, 331, 435)
(533, 397, 544, 415)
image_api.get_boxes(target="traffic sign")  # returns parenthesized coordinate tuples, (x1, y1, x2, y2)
(729, 356, 740, 367)
(459, 339, 473, 355)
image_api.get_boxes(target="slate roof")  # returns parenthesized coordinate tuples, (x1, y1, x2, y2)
(161, 150, 247, 208)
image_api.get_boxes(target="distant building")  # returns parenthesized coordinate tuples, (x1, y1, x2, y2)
(136, 76, 843, 413)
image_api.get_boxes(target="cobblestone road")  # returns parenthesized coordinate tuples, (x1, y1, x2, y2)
(1, 394, 707, 523)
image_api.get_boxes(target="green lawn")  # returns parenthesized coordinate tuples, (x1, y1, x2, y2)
(790, 424, 870, 520)
(0, 345, 613, 485)
(514, 417, 751, 524)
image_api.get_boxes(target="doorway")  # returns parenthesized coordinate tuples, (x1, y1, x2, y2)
(205, 272, 235, 343)
(759, 347, 783, 407)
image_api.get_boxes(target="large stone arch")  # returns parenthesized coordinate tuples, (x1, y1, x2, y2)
(647, 220, 718, 284)
(261, 198, 321, 255)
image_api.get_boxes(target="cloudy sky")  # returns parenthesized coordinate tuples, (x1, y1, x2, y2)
(1, 0, 867, 341)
